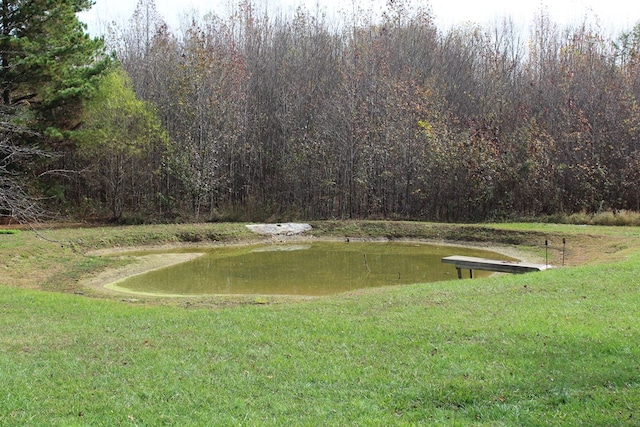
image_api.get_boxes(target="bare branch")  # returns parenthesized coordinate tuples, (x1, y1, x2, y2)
(0, 128, 53, 223)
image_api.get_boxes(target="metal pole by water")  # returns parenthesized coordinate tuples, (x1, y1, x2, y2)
(545, 240, 548, 267)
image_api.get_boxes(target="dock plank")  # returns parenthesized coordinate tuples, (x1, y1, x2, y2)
(442, 255, 549, 279)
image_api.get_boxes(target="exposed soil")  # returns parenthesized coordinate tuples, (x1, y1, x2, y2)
(82, 252, 205, 295)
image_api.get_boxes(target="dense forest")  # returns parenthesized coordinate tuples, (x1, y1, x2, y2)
(3, 0, 640, 223)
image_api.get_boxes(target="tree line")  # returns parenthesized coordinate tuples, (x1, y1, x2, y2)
(3, 0, 640, 223)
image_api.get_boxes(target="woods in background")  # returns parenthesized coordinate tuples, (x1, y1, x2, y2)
(5, 0, 640, 223)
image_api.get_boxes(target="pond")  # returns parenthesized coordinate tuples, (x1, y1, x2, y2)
(107, 242, 515, 297)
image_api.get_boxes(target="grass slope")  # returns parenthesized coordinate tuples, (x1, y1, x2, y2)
(1, 222, 639, 425)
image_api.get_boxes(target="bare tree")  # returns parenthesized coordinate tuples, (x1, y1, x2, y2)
(97, 0, 640, 222)
(0, 116, 51, 222)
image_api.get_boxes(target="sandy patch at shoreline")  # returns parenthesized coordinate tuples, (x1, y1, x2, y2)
(82, 252, 206, 294)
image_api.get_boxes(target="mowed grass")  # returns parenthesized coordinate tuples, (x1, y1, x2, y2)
(0, 222, 639, 425)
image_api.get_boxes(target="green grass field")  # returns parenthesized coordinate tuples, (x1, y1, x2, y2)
(0, 222, 638, 425)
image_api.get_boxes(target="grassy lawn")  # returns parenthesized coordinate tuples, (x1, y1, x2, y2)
(1, 222, 639, 425)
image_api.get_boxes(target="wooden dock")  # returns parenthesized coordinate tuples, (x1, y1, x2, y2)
(442, 255, 550, 279)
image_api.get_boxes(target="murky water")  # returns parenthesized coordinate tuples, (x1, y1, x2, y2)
(109, 242, 514, 296)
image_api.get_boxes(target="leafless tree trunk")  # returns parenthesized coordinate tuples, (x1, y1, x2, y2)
(0, 121, 51, 222)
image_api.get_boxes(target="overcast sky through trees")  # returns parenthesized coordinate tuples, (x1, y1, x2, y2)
(80, 0, 640, 35)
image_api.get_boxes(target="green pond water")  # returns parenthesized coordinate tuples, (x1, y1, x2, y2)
(109, 242, 514, 296)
